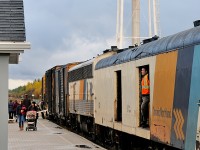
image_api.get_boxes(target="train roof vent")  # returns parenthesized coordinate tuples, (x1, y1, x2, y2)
(143, 35, 159, 44)
(111, 46, 118, 50)
(103, 46, 118, 54)
(129, 43, 138, 49)
(194, 20, 200, 27)
(103, 49, 110, 53)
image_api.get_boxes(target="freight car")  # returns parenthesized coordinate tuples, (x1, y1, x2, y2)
(44, 65, 61, 120)
(44, 63, 80, 123)
(43, 22, 200, 150)
(57, 63, 80, 124)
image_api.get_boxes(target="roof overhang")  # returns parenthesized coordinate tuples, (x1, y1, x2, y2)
(0, 42, 31, 64)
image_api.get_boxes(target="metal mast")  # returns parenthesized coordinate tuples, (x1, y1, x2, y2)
(132, 0, 140, 45)
(152, 0, 157, 35)
(148, 0, 152, 37)
(116, 0, 160, 48)
(152, 0, 160, 36)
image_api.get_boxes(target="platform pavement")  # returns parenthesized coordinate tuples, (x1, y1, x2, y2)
(8, 117, 106, 150)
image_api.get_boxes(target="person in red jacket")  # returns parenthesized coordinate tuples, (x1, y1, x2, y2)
(140, 67, 150, 128)
(16, 101, 26, 131)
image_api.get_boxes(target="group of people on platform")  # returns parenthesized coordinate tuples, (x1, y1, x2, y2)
(8, 94, 46, 131)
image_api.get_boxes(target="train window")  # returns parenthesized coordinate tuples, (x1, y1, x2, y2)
(115, 70, 122, 122)
(139, 65, 150, 128)
(68, 64, 93, 82)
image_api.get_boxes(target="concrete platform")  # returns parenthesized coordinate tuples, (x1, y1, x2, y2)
(8, 118, 105, 150)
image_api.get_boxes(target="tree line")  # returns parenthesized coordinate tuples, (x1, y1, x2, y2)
(9, 79, 42, 100)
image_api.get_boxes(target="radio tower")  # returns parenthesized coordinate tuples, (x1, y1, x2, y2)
(116, 0, 160, 48)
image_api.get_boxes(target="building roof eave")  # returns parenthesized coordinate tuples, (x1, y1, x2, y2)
(0, 41, 31, 64)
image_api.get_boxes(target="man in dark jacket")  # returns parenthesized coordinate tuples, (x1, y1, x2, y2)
(8, 100, 14, 119)
(23, 94, 31, 120)
(13, 100, 19, 122)
(23, 94, 31, 109)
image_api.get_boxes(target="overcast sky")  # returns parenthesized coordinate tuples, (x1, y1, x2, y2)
(8, 0, 200, 89)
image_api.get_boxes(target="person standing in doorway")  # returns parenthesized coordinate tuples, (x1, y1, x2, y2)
(140, 67, 150, 128)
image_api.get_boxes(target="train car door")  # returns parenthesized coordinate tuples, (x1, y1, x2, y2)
(114, 70, 122, 122)
(55, 70, 60, 115)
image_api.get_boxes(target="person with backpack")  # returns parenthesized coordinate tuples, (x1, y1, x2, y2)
(39, 100, 46, 119)
(13, 100, 19, 122)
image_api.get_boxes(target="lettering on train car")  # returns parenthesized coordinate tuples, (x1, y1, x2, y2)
(153, 107, 172, 118)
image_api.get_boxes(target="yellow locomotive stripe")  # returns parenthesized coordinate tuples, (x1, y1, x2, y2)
(176, 109, 182, 140)
(173, 108, 184, 140)
(173, 109, 179, 140)
(177, 109, 184, 140)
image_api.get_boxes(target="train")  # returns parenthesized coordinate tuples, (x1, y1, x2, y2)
(42, 21, 200, 150)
